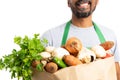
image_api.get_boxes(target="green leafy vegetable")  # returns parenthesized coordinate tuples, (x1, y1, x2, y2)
(0, 34, 48, 80)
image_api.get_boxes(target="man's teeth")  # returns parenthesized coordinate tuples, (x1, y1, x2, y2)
(80, 3, 88, 7)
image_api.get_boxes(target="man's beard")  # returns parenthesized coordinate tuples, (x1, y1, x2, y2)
(74, 11, 92, 18)
(70, 4, 96, 18)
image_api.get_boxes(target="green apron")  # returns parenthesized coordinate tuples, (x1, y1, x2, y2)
(61, 20, 106, 47)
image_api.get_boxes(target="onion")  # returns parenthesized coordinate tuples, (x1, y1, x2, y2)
(65, 37, 82, 57)
(100, 41, 114, 50)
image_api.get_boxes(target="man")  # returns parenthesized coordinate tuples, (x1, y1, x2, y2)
(41, 0, 120, 79)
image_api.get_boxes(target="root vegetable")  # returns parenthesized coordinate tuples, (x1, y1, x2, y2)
(100, 41, 114, 50)
(63, 55, 82, 66)
(65, 37, 82, 57)
(31, 60, 40, 68)
(45, 62, 58, 73)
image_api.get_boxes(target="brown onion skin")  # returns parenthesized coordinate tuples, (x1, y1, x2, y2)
(65, 37, 82, 57)
(100, 41, 114, 50)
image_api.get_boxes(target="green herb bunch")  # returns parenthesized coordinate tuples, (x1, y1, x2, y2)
(0, 34, 48, 80)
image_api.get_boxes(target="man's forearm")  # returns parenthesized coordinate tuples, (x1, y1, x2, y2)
(115, 62, 120, 80)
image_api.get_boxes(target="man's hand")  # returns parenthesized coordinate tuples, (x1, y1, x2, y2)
(115, 62, 120, 80)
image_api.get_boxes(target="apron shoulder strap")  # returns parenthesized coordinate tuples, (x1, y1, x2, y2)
(61, 21, 106, 46)
(93, 22, 106, 43)
(61, 21, 71, 46)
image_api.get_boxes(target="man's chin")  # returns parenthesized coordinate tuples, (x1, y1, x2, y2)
(75, 12, 91, 18)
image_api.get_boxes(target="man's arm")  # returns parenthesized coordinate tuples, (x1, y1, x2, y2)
(115, 62, 120, 80)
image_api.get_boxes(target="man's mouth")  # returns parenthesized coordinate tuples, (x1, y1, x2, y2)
(75, 1, 91, 10)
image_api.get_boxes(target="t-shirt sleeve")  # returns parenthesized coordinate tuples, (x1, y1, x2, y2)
(112, 36, 120, 62)
(41, 30, 53, 46)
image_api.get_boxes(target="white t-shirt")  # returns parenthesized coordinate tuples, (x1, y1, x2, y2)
(41, 21, 120, 62)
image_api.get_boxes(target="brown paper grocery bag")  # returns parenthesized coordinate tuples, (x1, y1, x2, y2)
(32, 56, 117, 80)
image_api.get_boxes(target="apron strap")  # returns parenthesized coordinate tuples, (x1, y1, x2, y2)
(61, 21, 106, 46)
(93, 22, 106, 43)
(61, 20, 71, 46)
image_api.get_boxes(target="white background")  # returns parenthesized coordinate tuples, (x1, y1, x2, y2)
(0, 0, 120, 80)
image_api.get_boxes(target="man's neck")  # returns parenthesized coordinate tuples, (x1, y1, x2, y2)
(71, 15, 93, 28)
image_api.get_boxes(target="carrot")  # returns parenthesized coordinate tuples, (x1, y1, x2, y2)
(63, 55, 82, 66)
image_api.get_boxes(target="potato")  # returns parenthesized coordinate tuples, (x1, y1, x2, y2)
(31, 60, 40, 68)
(63, 55, 82, 66)
(45, 62, 58, 73)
